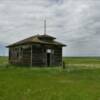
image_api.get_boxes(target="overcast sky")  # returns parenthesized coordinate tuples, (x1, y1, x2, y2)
(0, 0, 100, 56)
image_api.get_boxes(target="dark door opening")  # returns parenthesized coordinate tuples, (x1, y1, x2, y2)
(47, 53, 50, 66)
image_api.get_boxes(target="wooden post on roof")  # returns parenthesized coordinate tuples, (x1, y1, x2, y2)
(44, 19, 46, 35)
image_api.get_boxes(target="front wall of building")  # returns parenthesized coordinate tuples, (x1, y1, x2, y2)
(32, 45, 44, 66)
(41, 46, 62, 67)
(52, 47, 62, 66)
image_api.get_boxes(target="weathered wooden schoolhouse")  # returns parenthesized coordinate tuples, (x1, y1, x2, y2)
(7, 20, 66, 67)
(7, 34, 66, 67)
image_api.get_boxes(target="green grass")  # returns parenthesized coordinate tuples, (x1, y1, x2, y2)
(0, 57, 100, 100)
(64, 57, 100, 64)
(0, 56, 8, 64)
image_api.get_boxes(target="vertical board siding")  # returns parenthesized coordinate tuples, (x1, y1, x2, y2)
(32, 46, 44, 66)
(22, 47, 31, 66)
(53, 47, 62, 66)
(9, 45, 63, 67)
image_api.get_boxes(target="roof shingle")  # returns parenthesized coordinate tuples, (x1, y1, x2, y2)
(7, 35, 66, 47)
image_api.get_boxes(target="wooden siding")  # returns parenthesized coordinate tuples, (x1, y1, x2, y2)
(9, 47, 21, 64)
(52, 47, 62, 66)
(32, 46, 44, 66)
(9, 44, 63, 67)
(22, 47, 31, 66)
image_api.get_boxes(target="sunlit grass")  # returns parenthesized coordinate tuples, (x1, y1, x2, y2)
(64, 57, 100, 64)
(0, 57, 100, 100)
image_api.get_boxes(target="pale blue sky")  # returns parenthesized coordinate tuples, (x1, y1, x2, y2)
(0, 0, 100, 56)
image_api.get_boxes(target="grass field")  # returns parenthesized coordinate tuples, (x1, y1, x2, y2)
(0, 57, 100, 100)
(0, 56, 8, 65)
(64, 57, 100, 64)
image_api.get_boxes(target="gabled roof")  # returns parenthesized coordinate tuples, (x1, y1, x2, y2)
(7, 34, 66, 47)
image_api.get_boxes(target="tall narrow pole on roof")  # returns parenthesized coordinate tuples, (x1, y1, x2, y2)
(44, 19, 46, 35)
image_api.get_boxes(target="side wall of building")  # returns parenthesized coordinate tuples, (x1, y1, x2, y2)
(9, 45, 31, 66)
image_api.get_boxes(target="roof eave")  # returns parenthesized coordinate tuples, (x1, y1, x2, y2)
(6, 43, 67, 48)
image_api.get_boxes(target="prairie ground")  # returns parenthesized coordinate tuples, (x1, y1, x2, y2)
(0, 57, 100, 100)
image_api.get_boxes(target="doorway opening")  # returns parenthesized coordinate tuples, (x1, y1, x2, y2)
(47, 53, 50, 66)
